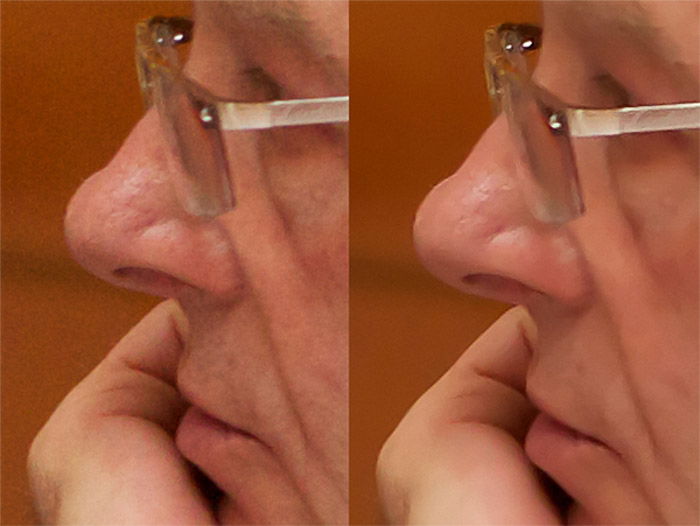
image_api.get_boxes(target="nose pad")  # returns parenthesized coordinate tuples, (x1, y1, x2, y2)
(64, 110, 242, 300)
(413, 116, 589, 306)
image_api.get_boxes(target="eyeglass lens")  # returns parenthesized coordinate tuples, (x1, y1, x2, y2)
(145, 19, 234, 217)
(492, 25, 584, 224)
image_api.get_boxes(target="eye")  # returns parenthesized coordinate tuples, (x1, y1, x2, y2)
(591, 73, 632, 107)
(240, 67, 283, 100)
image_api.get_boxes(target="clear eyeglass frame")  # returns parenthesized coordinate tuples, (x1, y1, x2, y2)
(484, 23, 700, 225)
(135, 16, 349, 218)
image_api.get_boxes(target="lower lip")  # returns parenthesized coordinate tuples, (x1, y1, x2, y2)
(526, 412, 609, 457)
(176, 406, 266, 496)
(525, 413, 615, 492)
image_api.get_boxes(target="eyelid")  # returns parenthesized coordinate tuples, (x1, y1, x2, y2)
(240, 67, 283, 100)
(592, 73, 632, 107)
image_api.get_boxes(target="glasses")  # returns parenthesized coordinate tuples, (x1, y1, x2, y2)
(485, 23, 700, 225)
(136, 16, 349, 217)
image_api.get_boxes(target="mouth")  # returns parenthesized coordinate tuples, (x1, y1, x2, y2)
(175, 366, 266, 449)
(524, 395, 622, 521)
(174, 383, 269, 464)
(529, 411, 608, 449)
(525, 390, 617, 460)
(175, 404, 270, 521)
(171, 321, 266, 520)
(172, 307, 265, 451)
(179, 405, 261, 443)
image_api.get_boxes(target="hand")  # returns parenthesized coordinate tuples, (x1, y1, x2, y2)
(376, 306, 563, 524)
(28, 300, 217, 525)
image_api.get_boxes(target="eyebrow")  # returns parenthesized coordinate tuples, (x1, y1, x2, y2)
(591, 2, 670, 60)
(215, 0, 346, 85)
(616, 3, 698, 93)
(238, 1, 309, 39)
(217, 1, 314, 48)
(569, 1, 698, 96)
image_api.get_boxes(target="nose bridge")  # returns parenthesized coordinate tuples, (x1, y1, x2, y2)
(64, 110, 241, 299)
(413, 116, 588, 304)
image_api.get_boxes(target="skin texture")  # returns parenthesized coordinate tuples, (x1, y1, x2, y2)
(379, 1, 698, 524)
(28, 1, 348, 524)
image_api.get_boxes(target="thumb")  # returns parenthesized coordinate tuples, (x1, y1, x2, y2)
(379, 307, 562, 525)
(29, 301, 216, 525)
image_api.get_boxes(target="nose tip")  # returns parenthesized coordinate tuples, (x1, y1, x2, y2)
(413, 161, 534, 304)
(64, 111, 242, 300)
(413, 117, 589, 305)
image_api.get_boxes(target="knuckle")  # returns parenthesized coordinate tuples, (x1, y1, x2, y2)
(376, 431, 398, 484)
(377, 416, 418, 492)
(27, 429, 60, 523)
(27, 423, 52, 476)
(376, 432, 407, 523)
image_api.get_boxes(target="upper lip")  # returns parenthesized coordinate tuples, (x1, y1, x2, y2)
(172, 304, 265, 446)
(523, 320, 614, 452)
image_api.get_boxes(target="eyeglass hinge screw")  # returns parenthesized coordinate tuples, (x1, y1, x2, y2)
(200, 106, 215, 124)
(548, 112, 566, 133)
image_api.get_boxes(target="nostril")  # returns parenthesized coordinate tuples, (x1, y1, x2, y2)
(461, 273, 540, 304)
(113, 267, 190, 297)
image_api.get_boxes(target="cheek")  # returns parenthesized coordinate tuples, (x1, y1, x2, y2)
(611, 135, 699, 309)
(260, 126, 348, 227)
(227, 126, 348, 290)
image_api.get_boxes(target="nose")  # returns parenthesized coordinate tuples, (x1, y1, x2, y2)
(413, 116, 589, 306)
(64, 110, 241, 300)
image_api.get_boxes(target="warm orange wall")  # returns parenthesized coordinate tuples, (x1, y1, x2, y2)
(350, 2, 539, 523)
(1, 3, 190, 524)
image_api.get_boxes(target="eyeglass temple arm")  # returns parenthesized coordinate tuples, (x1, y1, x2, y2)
(567, 102, 700, 138)
(216, 96, 349, 131)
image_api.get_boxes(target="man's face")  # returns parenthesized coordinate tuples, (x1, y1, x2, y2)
(64, 1, 348, 523)
(414, 1, 698, 523)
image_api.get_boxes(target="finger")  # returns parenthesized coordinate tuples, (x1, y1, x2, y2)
(52, 420, 217, 525)
(106, 298, 189, 386)
(426, 306, 538, 440)
(378, 307, 562, 525)
(82, 299, 190, 432)
(29, 301, 217, 525)
(450, 304, 536, 393)
(407, 426, 561, 525)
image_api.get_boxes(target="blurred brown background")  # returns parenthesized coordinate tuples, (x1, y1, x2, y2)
(349, 2, 538, 523)
(2, 1, 537, 524)
(1, 2, 190, 524)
